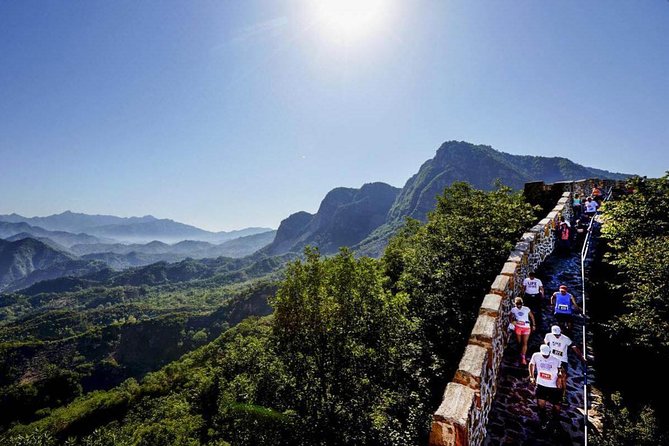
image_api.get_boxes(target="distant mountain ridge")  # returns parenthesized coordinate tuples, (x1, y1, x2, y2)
(73, 231, 278, 268)
(0, 211, 274, 244)
(0, 221, 111, 247)
(267, 141, 630, 257)
(0, 238, 105, 292)
(0, 211, 157, 233)
(0, 230, 278, 280)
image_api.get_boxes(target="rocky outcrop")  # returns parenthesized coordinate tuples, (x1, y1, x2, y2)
(356, 142, 629, 257)
(264, 182, 400, 255)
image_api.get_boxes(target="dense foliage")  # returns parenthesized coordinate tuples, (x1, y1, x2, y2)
(271, 249, 423, 445)
(591, 174, 669, 445)
(1, 183, 536, 445)
(0, 279, 277, 432)
(383, 182, 536, 390)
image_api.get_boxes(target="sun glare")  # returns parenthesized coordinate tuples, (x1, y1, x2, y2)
(311, 0, 391, 44)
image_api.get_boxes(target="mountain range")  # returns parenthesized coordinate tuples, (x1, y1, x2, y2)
(0, 238, 108, 292)
(0, 230, 278, 291)
(0, 211, 272, 244)
(0, 140, 630, 292)
(264, 140, 630, 257)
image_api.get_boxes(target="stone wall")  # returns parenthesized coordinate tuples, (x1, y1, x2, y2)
(428, 180, 602, 446)
(524, 179, 624, 215)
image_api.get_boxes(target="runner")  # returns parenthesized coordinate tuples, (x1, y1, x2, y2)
(510, 297, 536, 365)
(544, 325, 586, 375)
(551, 285, 582, 332)
(574, 217, 589, 245)
(529, 344, 565, 431)
(522, 271, 544, 323)
(556, 216, 572, 252)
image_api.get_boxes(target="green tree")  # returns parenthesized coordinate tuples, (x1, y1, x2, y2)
(591, 392, 663, 446)
(601, 174, 669, 355)
(383, 182, 536, 392)
(593, 174, 669, 442)
(271, 248, 421, 445)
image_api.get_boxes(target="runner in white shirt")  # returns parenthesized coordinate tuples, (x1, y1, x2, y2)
(522, 271, 544, 322)
(529, 344, 565, 430)
(510, 297, 536, 365)
(544, 325, 586, 374)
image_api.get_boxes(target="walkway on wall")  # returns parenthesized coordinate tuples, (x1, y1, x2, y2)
(484, 238, 594, 445)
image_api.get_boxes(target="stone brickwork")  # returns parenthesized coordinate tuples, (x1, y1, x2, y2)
(428, 179, 613, 446)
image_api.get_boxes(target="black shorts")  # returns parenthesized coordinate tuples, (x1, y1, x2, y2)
(555, 313, 573, 325)
(536, 385, 562, 405)
(524, 293, 541, 309)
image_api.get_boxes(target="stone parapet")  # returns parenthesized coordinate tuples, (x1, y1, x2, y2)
(431, 383, 478, 446)
(427, 179, 613, 446)
(479, 294, 503, 318)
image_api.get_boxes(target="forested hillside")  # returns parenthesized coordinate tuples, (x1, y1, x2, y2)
(1, 183, 536, 445)
(0, 248, 289, 437)
(0, 238, 106, 292)
(590, 174, 669, 446)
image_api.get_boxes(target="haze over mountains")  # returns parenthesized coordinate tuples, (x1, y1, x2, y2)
(0, 214, 276, 291)
(0, 238, 107, 292)
(0, 211, 272, 244)
(0, 140, 629, 293)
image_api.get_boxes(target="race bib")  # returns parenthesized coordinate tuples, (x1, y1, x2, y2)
(552, 350, 563, 357)
(557, 304, 569, 311)
(539, 372, 552, 380)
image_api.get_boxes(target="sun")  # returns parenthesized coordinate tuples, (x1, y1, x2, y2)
(310, 0, 392, 44)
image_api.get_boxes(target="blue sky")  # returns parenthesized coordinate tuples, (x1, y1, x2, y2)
(1, 1, 667, 231)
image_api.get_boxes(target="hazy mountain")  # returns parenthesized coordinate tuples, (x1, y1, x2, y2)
(17, 251, 293, 296)
(0, 212, 274, 244)
(263, 182, 401, 256)
(0, 211, 157, 233)
(70, 219, 273, 245)
(5, 233, 72, 253)
(0, 221, 108, 247)
(213, 230, 277, 257)
(69, 240, 172, 256)
(0, 238, 104, 291)
(80, 252, 184, 270)
(85, 219, 215, 244)
(69, 231, 278, 269)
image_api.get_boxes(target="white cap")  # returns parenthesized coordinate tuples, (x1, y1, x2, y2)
(540, 344, 551, 356)
(551, 325, 561, 335)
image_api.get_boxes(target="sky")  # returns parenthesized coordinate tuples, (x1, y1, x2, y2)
(1, 0, 667, 231)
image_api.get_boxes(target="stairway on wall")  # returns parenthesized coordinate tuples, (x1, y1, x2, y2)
(484, 235, 596, 445)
